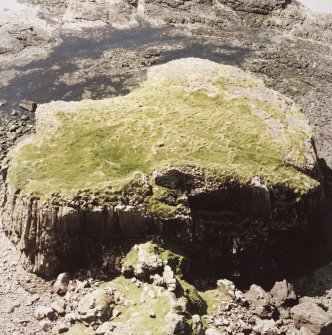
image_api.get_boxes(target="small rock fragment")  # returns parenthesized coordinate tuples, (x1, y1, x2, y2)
(34, 306, 57, 321)
(19, 99, 37, 113)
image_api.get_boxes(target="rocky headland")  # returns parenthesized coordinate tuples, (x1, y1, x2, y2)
(0, 1, 332, 335)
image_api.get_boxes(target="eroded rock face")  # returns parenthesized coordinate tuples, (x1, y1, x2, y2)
(0, 58, 322, 278)
(217, 0, 289, 15)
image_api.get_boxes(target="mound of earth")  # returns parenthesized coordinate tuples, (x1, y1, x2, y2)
(0, 58, 321, 278)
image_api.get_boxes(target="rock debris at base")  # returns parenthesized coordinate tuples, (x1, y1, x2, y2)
(2, 238, 332, 334)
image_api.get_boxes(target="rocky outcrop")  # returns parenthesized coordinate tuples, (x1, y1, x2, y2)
(0, 58, 322, 278)
(217, 0, 290, 15)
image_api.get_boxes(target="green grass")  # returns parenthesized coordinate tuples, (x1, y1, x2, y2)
(65, 324, 93, 335)
(7, 60, 319, 200)
(100, 276, 171, 335)
(199, 289, 232, 315)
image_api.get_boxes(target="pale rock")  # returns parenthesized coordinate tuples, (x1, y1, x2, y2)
(95, 321, 114, 335)
(51, 299, 66, 316)
(270, 280, 297, 307)
(163, 265, 177, 292)
(163, 312, 186, 334)
(253, 318, 278, 334)
(77, 288, 114, 324)
(53, 272, 70, 296)
(217, 279, 236, 299)
(291, 302, 332, 334)
(39, 320, 52, 332)
(205, 328, 222, 335)
(34, 306, 57, 321)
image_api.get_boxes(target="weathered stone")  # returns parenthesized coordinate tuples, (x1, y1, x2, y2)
(205, 328, 222, 335)
(191, 314, 204, 335)
(217, 279, 236, 299)
(34, 306, 57, 321)
(270, 279, 297, 307)
(77, 289, 113, 324)
(291, 302, 332, 334)
(53, 272, 70, 296)
(51, 299, 66, 316)
(253, 318, 278, 334)
(163, 265, 177, 292)
(19, 99, 37, 113)
(95, 322, 114, 335)
(163, 312, 186, 334)
(245, 285, 274, 318)
(39, 320, 52, 332)
(122, 242, 164, 279)
(299, 297, 326, 310)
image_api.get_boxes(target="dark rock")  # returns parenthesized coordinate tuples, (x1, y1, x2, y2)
(154, 168, 196, 190)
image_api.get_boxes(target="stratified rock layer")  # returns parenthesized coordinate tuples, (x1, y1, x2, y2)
(0, 58, 321, 277)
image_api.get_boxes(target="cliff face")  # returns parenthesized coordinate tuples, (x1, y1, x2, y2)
(0, 58, 322, 278)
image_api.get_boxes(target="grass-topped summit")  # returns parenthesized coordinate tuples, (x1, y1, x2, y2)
(7, 58, 318, 199)
(0, 58, 322, 277)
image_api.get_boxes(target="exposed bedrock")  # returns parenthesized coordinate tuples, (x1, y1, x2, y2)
(0, 172, 323, 280)
(0, 58, 324, 280)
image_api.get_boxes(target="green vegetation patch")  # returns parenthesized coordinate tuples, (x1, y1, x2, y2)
(200, 288, 233, 315)
(122, 241, 186, 276)
(65, 324, 93, 335)
(7, 59, 319, 199)
(101, 276, 171, 335)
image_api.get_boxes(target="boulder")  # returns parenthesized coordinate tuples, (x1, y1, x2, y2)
(299, 297, 326, 310)
(270, 280, 297, 307)
(245, 285, 275, 318)
(51, 299, 66, 316)
(121, 242, 164, 279)
(53, 272, 70, 296)
(253, 318, 279, 334)
(77, 289, 114, 324)
(191, 314, 204, 335)
(95, 322, 114, 335)
(217, 279, 236, 299)
(205, 328, 222, 335)
(291, 302, 332, 334)
(163, 312, 186, 334)
(163, 265, 177, 292)
(19, 99, 37, 113)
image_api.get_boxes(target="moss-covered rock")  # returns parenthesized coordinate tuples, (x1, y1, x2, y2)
(0, 58, 322, 278)
(8, 58, 318, 198)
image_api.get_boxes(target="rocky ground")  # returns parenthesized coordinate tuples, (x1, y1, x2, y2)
(1, 0, 332, 334)
(2, 239, 332, 335)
